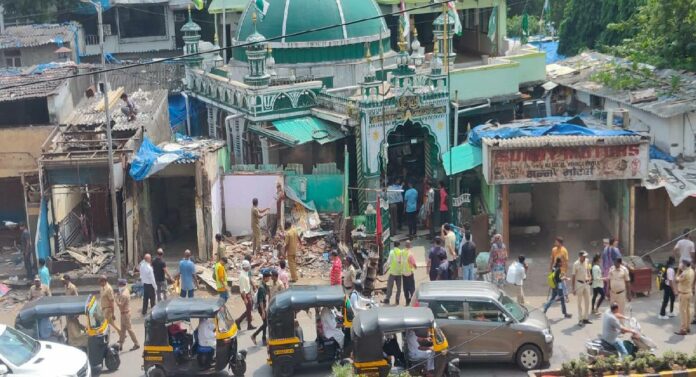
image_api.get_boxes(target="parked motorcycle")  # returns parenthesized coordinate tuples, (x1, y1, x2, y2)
(585, 317, 657, 360)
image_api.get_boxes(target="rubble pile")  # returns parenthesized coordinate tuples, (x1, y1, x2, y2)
(54, 238, 117, 277)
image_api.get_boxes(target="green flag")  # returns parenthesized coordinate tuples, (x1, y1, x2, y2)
(191, 0, 204, 10)
(487, 6, 497, 42)
(255, 0, 270, 18)
(521, 12, 529, 44)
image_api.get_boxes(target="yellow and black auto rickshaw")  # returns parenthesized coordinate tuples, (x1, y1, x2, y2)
(351, 306, 460, 377)
(15, 294, 120, 372)
(142, 297, 246, 377)
(267, 285, 346, 377)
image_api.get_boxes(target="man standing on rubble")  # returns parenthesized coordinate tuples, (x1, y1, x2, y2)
(251, 198, 270, 254)
(215, 234, 227, 261)
(215, 256, 229, 302)
(284, 221, 300, 282)
(19, 223, 34, 280)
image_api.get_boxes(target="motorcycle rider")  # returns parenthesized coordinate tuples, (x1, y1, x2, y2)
(602, 302, 639, 359)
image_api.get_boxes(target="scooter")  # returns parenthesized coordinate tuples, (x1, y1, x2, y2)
(585, 317, 657, 360)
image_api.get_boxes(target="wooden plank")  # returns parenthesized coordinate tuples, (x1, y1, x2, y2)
(94, 87, 124, 112)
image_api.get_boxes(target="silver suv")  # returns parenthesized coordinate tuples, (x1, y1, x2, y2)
(412, 281, 553, 371)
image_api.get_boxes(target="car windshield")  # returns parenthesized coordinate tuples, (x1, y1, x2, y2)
(0, 327, 39, 366)
(499, 293, 526, 322)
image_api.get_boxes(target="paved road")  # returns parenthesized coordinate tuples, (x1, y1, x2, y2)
(2, 236, 695, 376)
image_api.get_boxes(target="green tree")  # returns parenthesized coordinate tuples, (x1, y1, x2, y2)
(507, 0, 569, 34)
(557, 0, 643, 55)
(0, 0, 82, 24)
(507, 14, 542, 38)
(611, 0, 696, 70)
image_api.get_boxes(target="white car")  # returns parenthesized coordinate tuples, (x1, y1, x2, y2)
(0, 324, 90, 377)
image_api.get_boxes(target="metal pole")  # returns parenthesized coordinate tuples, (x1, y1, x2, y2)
(96, 1, 123, 278)
(222, 7, 227, 63)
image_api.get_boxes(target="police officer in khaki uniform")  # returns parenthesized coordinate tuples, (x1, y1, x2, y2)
(116, 279, 139, 350)
(608, 258, 631, 315)
(62, 274, 79, 296)
(99, 275, 120, 334)
(572, 251, 592, 326)
(28, 275, 51, 301)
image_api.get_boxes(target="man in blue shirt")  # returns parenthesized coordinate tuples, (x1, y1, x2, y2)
(178, 249, 198, 298)
(404, 181, 419, 237)
(38, 258, 51, 288)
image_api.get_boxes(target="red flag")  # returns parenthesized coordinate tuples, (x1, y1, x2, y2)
(376, 194, 383, 246)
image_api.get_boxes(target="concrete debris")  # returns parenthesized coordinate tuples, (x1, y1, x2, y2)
(54, 238, 117, 276)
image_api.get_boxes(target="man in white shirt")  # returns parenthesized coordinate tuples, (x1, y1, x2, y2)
(406, 329, 434, 372)
(197, 318, 216, 348)
(320, 306, 344, 348)
(674, 230, 695, 264)
(235, 260, 255, 330)
(442, 224, 458, 279)
(139, 253, 156, 315)
(506, 255, 527, 305)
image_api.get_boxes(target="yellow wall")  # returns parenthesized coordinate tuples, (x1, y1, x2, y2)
(51, 185, 82, 223)
(0, 126, 55, 178)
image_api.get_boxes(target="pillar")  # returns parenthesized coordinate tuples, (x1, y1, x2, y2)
(260, 137, 269, 165)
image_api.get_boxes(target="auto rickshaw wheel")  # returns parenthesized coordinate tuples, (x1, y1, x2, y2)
(272, 356, 294, 377)
(231, 357, 247, 376)
(146, 366, 166, 377)
(104, 348, 120, 371)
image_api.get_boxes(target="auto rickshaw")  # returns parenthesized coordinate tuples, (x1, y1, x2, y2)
(142, 297, 246, 377)
(351, 306, 460, 377)
(15, 294, 121, 372)
(267, 285, 346, 377)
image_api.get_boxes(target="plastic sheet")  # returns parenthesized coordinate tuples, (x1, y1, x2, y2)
(468, 116, 639, 147)
(128, 138, 197, 181)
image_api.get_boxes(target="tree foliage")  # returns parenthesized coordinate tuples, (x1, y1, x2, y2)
(507, 14, 542, 38)
(507, 0, 568, 36)
(557, 0, 643, 56)
(0, 0, 82, 24)
(609, 0, 696, 70)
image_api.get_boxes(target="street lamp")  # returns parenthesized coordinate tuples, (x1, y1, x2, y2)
(81, 0, 123, 278)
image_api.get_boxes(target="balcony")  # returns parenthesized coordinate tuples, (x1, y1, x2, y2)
(449, 47, 546, 103)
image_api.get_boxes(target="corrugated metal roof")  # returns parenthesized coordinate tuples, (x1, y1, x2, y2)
(483, 134, 645, 149)
(0, 65, 77, 102)
(548, 51, 696, 119)
(63, 89, 169, 130)
(0, 23, 78, 49)
(271, 116, 345, 145)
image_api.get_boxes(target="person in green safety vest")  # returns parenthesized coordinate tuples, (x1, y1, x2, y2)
(383, 241, 404, 305)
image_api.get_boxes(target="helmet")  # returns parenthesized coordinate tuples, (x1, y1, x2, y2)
(353, 279, 363, 294)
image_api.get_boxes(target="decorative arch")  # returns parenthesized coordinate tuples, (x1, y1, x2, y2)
(296, 91, 316, 108)
(273, 93, 292, 110)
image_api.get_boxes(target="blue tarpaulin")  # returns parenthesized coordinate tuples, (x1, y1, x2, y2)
(129, 138, 198, 181)
(650, 145, 676, 163)
(530, 40, 564, 64)
(468, 116, 639, 147)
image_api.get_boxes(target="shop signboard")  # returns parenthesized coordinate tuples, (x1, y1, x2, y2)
(483, 142, 649, 184)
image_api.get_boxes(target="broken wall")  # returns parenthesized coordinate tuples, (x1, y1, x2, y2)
(222, 174, 282, 236)
(285, 174, 344, 213)
(0, 126, 54, 178)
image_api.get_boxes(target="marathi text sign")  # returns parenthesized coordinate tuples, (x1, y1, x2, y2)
(484, 143, 648, 184)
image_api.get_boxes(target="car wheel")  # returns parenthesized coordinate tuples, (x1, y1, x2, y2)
(146, 366, 166, 377)
(516, 344, 542, 371)
(104, 348, 120, 371)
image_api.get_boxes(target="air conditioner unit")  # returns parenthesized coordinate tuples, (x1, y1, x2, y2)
(607, 108, 630, 128)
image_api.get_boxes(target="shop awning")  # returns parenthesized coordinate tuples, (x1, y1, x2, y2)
(208, 0, 248, 13)
(249, 117, 345, 147)
(442, 143, 482, 176)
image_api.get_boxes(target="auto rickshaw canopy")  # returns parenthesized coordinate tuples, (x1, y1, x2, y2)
(268, 285, 345, 316)
(149, 298, 227, 323)
(16, 295, 94, 326)
(351, 307, 436, 363)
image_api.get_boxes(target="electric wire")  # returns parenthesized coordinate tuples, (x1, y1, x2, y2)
(0, 0, 507, 91)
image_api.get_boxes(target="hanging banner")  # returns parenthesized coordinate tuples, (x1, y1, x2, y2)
(483, 142, 649, 184)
